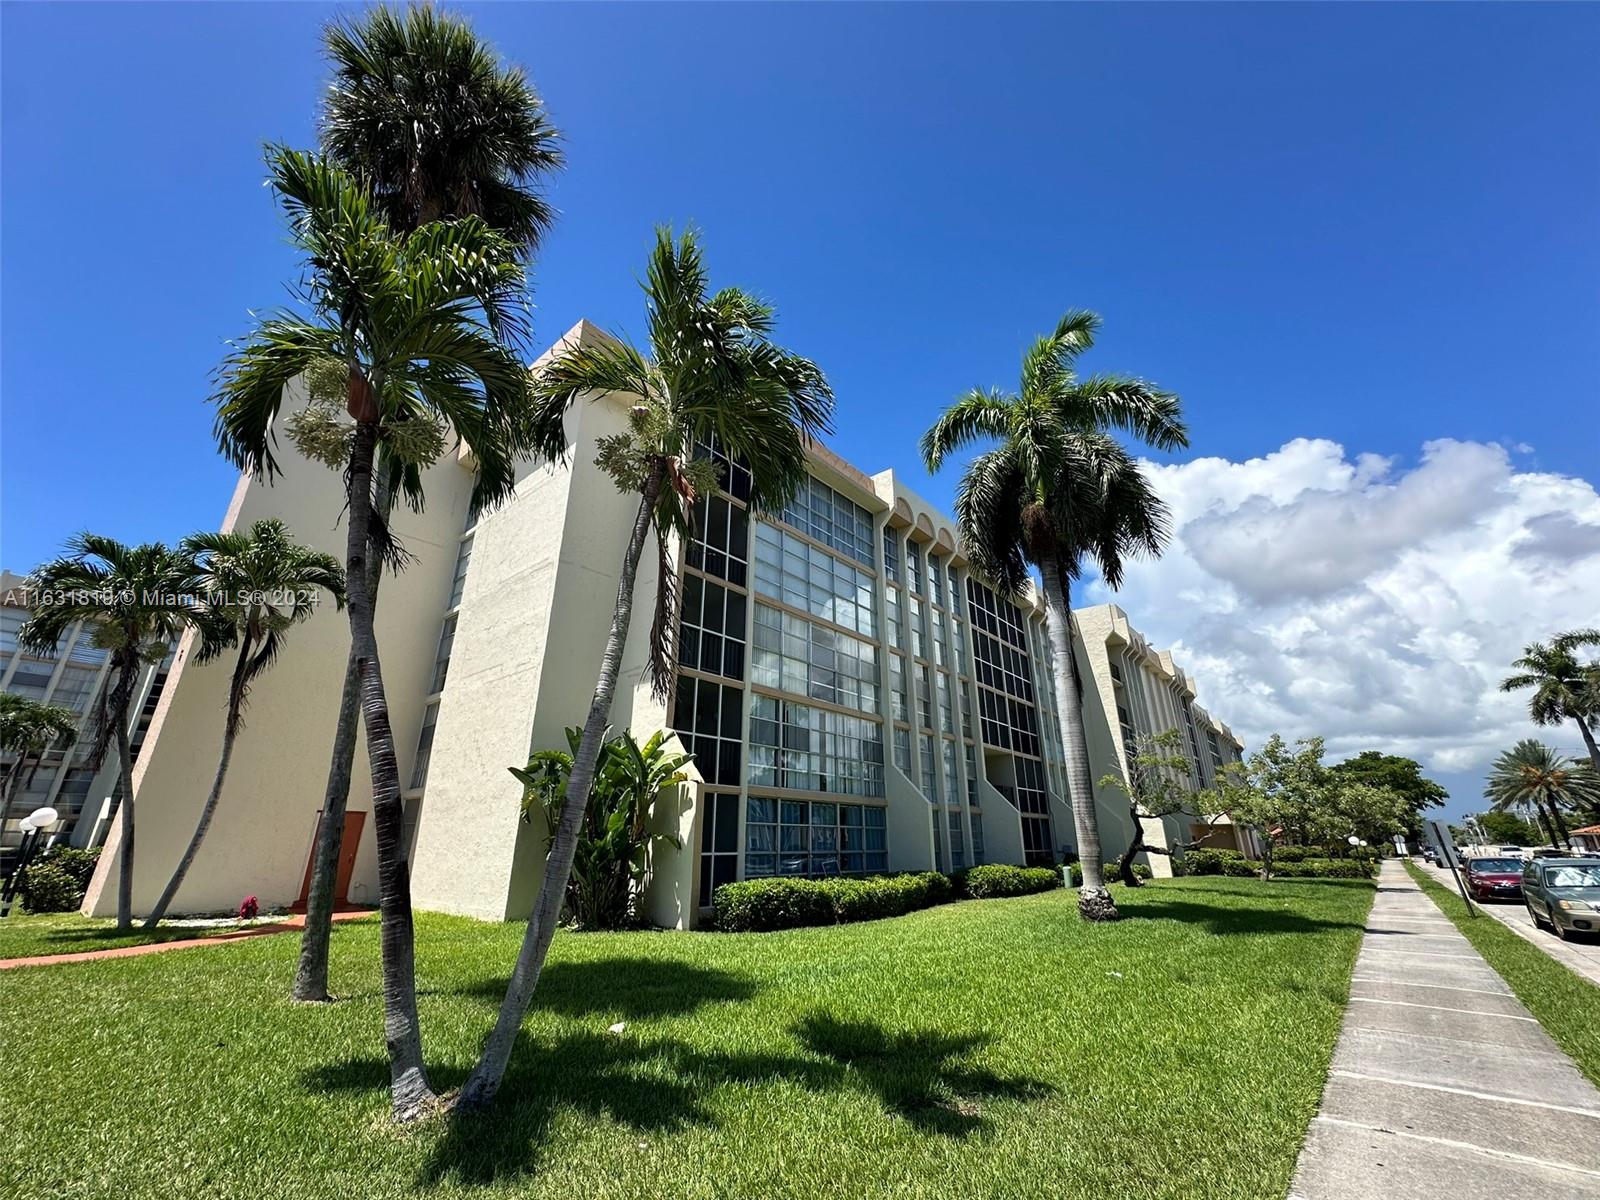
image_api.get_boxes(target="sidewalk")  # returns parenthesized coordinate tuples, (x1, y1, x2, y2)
(1289, 861, 1600, 1199)
(1422, 860, 1600, 987)
(0, 907, 372, 970)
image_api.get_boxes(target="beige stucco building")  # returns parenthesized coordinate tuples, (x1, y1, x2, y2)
(75, 320, 1248, 926)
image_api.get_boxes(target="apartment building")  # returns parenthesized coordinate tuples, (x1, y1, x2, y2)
(74, 320, 1245, 925)
(0, 571, 170, 873)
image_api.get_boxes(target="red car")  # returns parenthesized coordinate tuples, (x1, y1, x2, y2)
(1464, 856, 1525, 901)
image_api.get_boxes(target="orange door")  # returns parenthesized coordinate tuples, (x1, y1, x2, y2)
(296, 811, 367, 908)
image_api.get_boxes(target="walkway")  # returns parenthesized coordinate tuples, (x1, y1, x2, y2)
(1422, 860, 1600, 987)
(1289, 861, 1600, 1199)
(0, 908, 372, 970)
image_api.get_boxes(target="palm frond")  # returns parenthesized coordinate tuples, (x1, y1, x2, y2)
(920, 388, 1015, 472)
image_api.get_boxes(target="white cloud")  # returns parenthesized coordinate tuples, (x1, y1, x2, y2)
(1083, 437, 1600, 800)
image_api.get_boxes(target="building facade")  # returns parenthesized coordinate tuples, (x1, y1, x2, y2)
(74, 320, 1246, 925)
(0, 571, 169, 874)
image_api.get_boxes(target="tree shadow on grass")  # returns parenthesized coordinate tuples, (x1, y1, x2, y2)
(456, 956, 758, 1019)
(1122, 893, 1367, 937)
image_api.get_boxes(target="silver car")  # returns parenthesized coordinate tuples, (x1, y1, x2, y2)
(1522, 858, 1600, 940)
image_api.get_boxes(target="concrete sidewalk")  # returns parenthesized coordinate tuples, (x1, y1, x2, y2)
(1289, 861, 1600, 1199)
(1422, 860, 1600, 987)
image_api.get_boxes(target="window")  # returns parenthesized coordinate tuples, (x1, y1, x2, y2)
(929, 554, 945, 608)
(883, 528, 901, 583)
(47, 664, 99, 715)
(942, 739, 958, 806)
(448, 535, 473, 608)
(931, 607, 947, 667)
(889, 653, 908, 723)
(402, 796, 423, 862)
(672, 676, 744, 786)
(937, 671, 953, 731)
(916, 664, 933, 729)
(971, 812, 985, 864)
(693, 434, 752, 503)
(430, 615, 456, 694)
(752, 523, 876, 636)
(965, 742, 979, 806)
(960, 684, 973, 739)
(776, 476, 875, 566)
(948, 810, 965, 869)
(698, 791, 740, 906)
(893, 726, 911, 772)
(952, 617, 969, 677)
(752, 604, 877, 713)
(919, 734, 939, 803)
(907, 541, 924, 594)
(886, 588, 904, 651)
(748, 695, 884, 797)
(688, 494, 750, 587)
(680, 576, 747, 681)
(1014, 757, 1054, 865)
(744, 797, 886, 877)
(979, 687, 1041, 756)
(409, 701, 439, 790)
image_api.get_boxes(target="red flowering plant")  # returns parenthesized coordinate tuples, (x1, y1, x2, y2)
(238, 895, 260, 920)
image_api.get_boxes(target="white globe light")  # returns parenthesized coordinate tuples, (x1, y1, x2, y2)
(1347, 835, 1360, 846)
(26, 806, 59, 828)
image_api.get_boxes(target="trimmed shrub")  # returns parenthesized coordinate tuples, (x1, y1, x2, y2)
(1272, 858, 1375, 880)
(712, 877, 836, 932)
(19, 863, 82, 914)
(1070, 861, 1152, 886)
(1181, 848, 1257, 877)
(962, 864, 1061, 899)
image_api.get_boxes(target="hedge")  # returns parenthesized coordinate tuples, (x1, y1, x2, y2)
(19, 846, 101, 913)
(1181, 847, 1376, 880)
(1070, 862, 1152, 886)
(712, 864, 1055, 932)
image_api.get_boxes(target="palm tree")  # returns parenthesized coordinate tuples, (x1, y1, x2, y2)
(295, 3, 564, 1004)
(1502, 630, 1600, 771)
(458, 227, 833, 1109)
(143, 521, 345, 928)
(212, 147, 551, 1122)
(922, 311, 1185, 921)
(0, 694, 78, 849)
(1484, 740, 1600, 849)
(18, 537, 220, 930)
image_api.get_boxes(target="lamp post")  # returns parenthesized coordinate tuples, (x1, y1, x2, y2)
(1, 806, 60, 917)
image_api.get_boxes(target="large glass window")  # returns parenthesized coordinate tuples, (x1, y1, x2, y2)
(929, 554, 945, 608)
(688, 493, 750, 587)
(672, 676, 744, 786)
(752, 522, 876, 637)
(889, 653, 909, 723)
(941, 739, 958, 805)
(893, 726, 911, 772)
(948, 809, 965, 869)
(937, 670, 953, 731)
(748, 695, 884, 796)
(883, 528, 901, 583)
(916, 664, 933, 729)
(971, 811, 985, 864)
(919, 734, 939, 803)
(680, 575, 748, 681)
(744, 797, 887, 878)
(409, 701, 439, 790)
(965, 742, 979, 806)
(448, 535, 474, 609)
(886, 588, 903, 651)
(693, 434, 752, 503)
(1015, 757, 1054, 865)
(430, 615, 456, 694)
(752, 604, 877, 713)
(931, 607, 947, 667)
(907, 541, 924, 594)
(776, 476, 875, 566)
(698, 791, 740, 906)
(979, 687, 1042, 756)
(909, 595, 925, 659)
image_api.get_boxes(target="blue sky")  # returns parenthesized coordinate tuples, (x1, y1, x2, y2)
(4, 3, 1598, 816)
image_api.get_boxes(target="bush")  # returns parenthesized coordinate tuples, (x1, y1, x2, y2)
(962, 864, 1061, 899)
(17, 846, 100, 913)
(1272, 858, 1375, 880)
(19, 863, 82, 914)
(1181, 848, 1257, 877)
(1070, 861, 1152, 886)
(712, 877, 837, 932)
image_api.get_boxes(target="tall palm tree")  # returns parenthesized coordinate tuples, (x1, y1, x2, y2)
(1484, 740, 1600, 849)
(296, 3, 563, 1004)
(18, 537, 221, 930)
(458, 227, 833, 1109)
(143, 521, 345, 928)
(212, 147, 551, 1122)
(0, 694, 78, 850)
(922, 311, 1185, 921)
(1501, 629, 1600, 771)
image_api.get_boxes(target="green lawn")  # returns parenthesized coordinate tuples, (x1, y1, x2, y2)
(0, 878, 1372, 1200)
(0, 911, 287, 959)
(1404, 859, 1600, 1085)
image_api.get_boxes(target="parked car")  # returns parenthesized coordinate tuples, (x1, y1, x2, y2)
(1499, 846, 1526, 857)
(1463, 857, 1525, 901)
(1522, 858, 1600, 940)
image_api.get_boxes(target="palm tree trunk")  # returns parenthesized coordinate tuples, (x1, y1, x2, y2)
(1036, 551, 1117, 921)
(345, 417, 435, 1122)
(144, 635, 253, 928)
(109, 656, 138, 932)
(1577, 717, 1600, 774)
(1545, 799, 1572, 849)
(460, 466, 665, 1109)
(293, 474, 394, 1002)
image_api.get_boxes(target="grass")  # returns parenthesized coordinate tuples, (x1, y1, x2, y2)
(0, 878, 1372, 1200)
(1404, 859, 1600, 1084)
(0, 911, 280, 959)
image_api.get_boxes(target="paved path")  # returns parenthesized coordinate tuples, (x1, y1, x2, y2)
(1422, 860, 1600, 987)
(1289, 861, 1600, 1199)
(0, 908, 372, 970)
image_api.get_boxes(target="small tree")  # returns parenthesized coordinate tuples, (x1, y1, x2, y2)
(1097, 728, 1220, 886)
(510, 727, 690, 930)
(0, 694, 78, 840)
(1329, 751, 1446, 841)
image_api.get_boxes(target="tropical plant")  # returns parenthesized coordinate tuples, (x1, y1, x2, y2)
(1097, 728, 1218, 886)
(296, 3, 563, 1005)
(18, 536, 222, 929)
(1483, 739, 1600, 850)
(921, 310, 1185, 919)
(212, 147, 548, 1121)
(459, 226, 832, 1110)
(1475, 809, 1539, 847)
(1501, 630, 1600, 772)
(142, 520, 345, 928)
(510, 727, 690, 930)
(0, 693, 78, 842)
